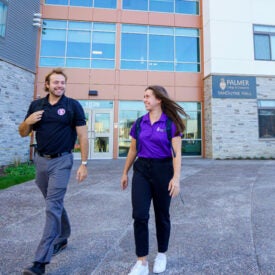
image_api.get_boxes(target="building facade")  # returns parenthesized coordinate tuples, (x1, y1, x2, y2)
(34, 0, 202, 160)
(11, 0, 275, 162)
(203, 0, 275, 159)
(0, 0, 41, 165)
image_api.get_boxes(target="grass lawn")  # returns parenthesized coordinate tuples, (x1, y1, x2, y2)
(0, 163, 35, 190)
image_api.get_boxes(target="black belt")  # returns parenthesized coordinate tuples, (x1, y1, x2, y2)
(138, 157, 172, 163)
(37, 151, 71, 159)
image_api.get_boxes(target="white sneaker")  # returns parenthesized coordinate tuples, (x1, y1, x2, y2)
(128, 260, 149, 275)
(153, 253, 167, 273)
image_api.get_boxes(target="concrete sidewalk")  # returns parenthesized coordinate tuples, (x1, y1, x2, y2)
(0, 158, 275, 275)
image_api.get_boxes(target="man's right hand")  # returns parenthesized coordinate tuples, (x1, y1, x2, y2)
(25, 110, 44, 125)
(19, 110, 44, 137)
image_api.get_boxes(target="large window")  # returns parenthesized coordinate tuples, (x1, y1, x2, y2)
(40, 20, 116, 69)
(45, 0, 117, 8)
(179, 102, 202, 156)
(118, 101, 201, 157)
(118, 101, 146, 157)
(254, 25, 275, 61)
(122, 0, 199, 15)
(258, 100, 275, 138)
(121, 24, 200, 72)
(0, 0, 8, 38)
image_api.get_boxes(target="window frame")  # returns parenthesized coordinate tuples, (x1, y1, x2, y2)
(40, 20, 116, 69)
(178, 102, 202, 156)
(122, 0, 200, 15)
(120, 24, 200, 72)
(253, 24, 275, 61)
(44, 0, 117, 9)
(258, 100, 275, 139)
(0, 0, 8, 39)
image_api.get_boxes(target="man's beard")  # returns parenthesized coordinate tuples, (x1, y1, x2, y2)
(50, 89, 65, 97)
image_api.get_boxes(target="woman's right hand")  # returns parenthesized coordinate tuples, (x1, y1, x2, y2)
(121, 174, 128, 190)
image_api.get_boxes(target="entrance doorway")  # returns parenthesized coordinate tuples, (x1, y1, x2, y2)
(87, 109, 113, 159)
(73, 100, 114, 160)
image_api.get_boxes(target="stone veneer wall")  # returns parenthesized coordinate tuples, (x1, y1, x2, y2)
(204, 75, 275, 159)
(204, 77, 213, 158)
(0, 60, 35, 166)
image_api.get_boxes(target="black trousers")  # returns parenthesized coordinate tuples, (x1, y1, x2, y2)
(131, 157, 173, 257)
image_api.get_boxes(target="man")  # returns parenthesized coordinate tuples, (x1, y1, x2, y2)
(19, 68, 89, 275)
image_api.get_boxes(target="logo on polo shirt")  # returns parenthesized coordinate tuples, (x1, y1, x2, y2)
(156, 127, 165, 132)
(57, 108, 66, 116)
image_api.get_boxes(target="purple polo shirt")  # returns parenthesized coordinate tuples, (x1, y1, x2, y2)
(130, 112, 180, 158)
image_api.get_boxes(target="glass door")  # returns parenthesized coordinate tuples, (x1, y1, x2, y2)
(73, 101, 114, 160)
(89, 110, 113, 159)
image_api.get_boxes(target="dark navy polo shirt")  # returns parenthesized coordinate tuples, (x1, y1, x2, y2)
(25, 94, 86, 155)
(130, 112, 180, 159)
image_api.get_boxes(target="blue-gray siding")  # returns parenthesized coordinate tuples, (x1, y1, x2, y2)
(0, 0, 40, 72)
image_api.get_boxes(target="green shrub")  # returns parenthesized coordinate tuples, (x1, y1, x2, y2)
(0, 163, 35, 190)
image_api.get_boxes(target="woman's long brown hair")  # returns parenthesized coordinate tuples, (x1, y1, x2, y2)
(145, 85, 189, 135)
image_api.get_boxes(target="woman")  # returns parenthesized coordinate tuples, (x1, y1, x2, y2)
(121, 85, 187, 275)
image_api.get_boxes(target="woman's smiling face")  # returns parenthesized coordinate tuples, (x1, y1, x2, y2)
(143, 89, 161, 111)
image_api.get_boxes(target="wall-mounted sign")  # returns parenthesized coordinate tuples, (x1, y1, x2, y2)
(79, 100, 113, 109)
(212, 75, 256, 99)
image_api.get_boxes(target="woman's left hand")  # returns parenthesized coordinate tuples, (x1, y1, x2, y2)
(168, 178, 180, 197)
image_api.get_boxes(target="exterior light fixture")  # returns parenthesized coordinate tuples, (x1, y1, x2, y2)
(33, 13, 42, 28)
(89, 90, 98, 96)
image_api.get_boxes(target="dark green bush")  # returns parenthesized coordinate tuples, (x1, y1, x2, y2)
(0, 163, 35, 190)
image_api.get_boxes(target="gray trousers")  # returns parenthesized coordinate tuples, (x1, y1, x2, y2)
(33, 153, 73, 264)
